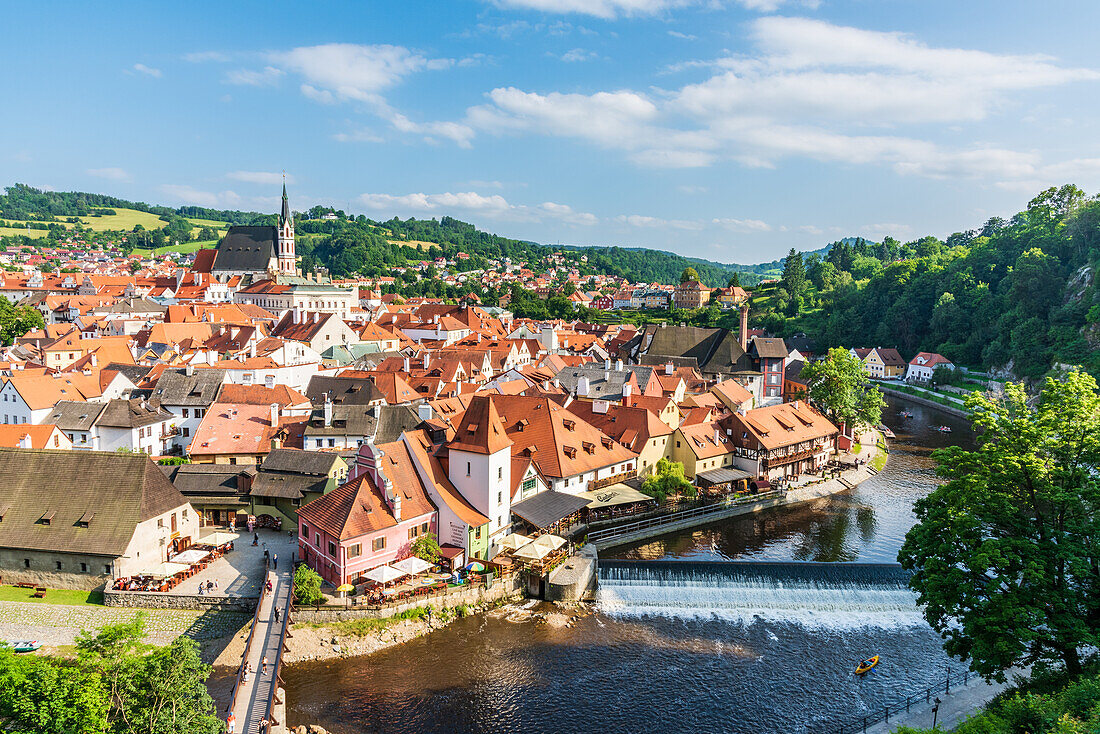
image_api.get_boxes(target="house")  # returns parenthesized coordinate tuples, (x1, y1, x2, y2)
(47, 398, 176, 454)
(634, 324, 755, 379)
(188, 402, 307, 464)
(670, 421, 739, 479)
(906, 352, 955, 382)
(720, 401, 839, 481)
(0, 423, 72, 450)
(303, 402, 421, 451)
(160, 463, 255, 529)
(865, 348, 906, 379)
(0, 449, 198, 589)
(673, 279, 712, 309)
(270, 309, 359, 352)
(749, 337, 789, 404)
(713, 286, 749, 309)
(297, 438, 436, 586)
(783, 359, 810, 402)
(568, 400, 674, 478)
(145, 367, 226, 450)
(248, 449, 349, 528)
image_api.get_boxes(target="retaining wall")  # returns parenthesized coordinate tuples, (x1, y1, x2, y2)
(292, 578, 523, 623)
(103, 589, 258, 612)
(876, 385, 970, 418)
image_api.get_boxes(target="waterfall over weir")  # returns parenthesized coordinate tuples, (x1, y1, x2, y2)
(597, 560, 925, 628)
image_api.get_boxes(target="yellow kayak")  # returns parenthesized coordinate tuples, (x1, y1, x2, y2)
(855, 656, 879, 675)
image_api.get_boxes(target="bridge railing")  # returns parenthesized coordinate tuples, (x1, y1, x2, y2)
(225, 572, 269, 714)
(259, 573, 295, 733)
(819, 669, 974, 734)
(586, 489, 785, 545)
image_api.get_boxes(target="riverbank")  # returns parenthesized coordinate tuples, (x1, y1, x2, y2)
(876, 383, 971, 418)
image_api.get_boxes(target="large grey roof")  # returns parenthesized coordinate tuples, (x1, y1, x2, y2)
(555, 365, 640, 400)
(212, 226, 277, 272)
(96, 398, 174, 429)
(510, 490, 590, 530)
(750, 337, 789, 360)
(261, 448, 344, 476)
(641, 325, 752, 374)
(149, 368, 226, 406)
(161, 463, 253, 503)
(0, 448, 189, 557)
(305, 376, 385, 406)
(305, 404, 420, 443)
(47, 400, 106, 431)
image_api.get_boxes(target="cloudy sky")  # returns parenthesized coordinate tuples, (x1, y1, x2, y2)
(5, 0, 1100, 262)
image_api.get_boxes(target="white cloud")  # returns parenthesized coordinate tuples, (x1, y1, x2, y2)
(87, 167, 131, 182)
(159, 185, 243, 208)
(226, 171, 294, 186)
(388, 113, 475, 148)
(332, 127, 384, 143)
(486, 0, 704, 19)
(712, 217, 771, 231)
(300, 84, 336, 104)
(272, 43, 450, 104)
(225, 66, 284, 87)
(462, 16, 1100, 182)
(359, 191, 597, 225)
(677, 184, 707, 193)
(667, 30, 697, 40)
(615, 214, 705, 230)
(132, 63, 162, 78)
(559, 48, 598, 62)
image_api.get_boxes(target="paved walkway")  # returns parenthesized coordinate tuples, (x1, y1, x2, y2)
(172, 529, 297, 599)
(866, 673, 1017, 733)
(229, 561, 292, 734)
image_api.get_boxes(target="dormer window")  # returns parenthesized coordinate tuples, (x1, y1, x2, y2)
(76, 511, 94, 528)
(38, 510, 55, 526)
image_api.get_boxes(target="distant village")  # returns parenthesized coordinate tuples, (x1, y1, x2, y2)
(0, 187, 953, 593)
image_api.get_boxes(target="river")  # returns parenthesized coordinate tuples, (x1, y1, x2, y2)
(283, 395, 974, 734)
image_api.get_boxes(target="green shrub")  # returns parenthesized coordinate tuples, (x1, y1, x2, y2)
(293, 564, 323, 605)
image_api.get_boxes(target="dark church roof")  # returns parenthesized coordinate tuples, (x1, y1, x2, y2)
(213, 226, 277, 272)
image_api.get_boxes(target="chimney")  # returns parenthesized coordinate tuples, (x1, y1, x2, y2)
(615, 359, 623, 371)
(403, 356, 410, 372)
(270, 402, 280, 427)
(739, 304, 749, 351)
(18, 433, 31, 449)
(665, 362, 673, 375)
(577, 376, 590, 397)
(313, 312, 319, 323)
(294, 307, 302, 324)
(417, 402, 433, 421)
(185, 363, 194, 377)
(392, 490, 401, 521)
(90, 354, 98, 367)
(250, 341, 257, 359)
(604, 358, 611, 370)
(622, 382, 632, 405)
(715, 428, 721, 444)
(208, 351, 218, 366)
(324, 396, 333, 427)
(423, 353, 430, 369)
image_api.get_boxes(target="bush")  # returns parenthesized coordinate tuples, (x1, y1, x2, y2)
(410, 532, 442, 564)
(293, 564, 323, 605)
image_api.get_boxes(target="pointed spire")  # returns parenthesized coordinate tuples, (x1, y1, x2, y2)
(280, 174, 290, 225)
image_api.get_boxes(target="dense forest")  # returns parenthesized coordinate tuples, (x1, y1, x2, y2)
(757, 185, 1100, 379)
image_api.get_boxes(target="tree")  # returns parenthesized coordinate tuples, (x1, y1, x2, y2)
(727, 272, 741, 287)
(899, 371, 1100, 681)
(781, 248, 806, 296)
(293, 563, 323, 605)
(411, 532, 442, 564)
(800, 347, 885, 432)
(641, 458, 694, 501)
(680, 266, 699, 283)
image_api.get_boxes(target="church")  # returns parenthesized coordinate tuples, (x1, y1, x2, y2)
(193, 182, 298, 283)
(189, 183, 359, 318)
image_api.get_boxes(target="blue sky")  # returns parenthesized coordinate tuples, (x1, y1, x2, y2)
(5, 0, 1100, 263)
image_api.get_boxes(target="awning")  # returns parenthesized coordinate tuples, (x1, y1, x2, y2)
(141, 561, 190, 578)
(510, 490, 590, 530)
(171, 549, 209, 565)
(391, 557, 432, 575)
(530, 534, 566, 552)
(200, 531, 238, 546)
(498, 533, 533, 551)
(696, 467, 753, 488)
(750, 479, 772, 490)
(364, 565, 407, 584)
(438, 544, 465, 560)
(513, 542, 552, 561)
(578, 484, 656, 509)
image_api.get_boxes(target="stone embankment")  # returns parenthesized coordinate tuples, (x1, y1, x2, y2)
(875, 383, 971, 418)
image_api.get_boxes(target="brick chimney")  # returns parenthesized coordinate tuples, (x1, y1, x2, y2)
(324, 396, 333, 427)
(269, 402, 280, 427)
(739, 304, 749, 351)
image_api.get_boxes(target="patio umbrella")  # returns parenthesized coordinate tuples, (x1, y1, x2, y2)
(204, 531, 238, 546)
(364, 565, 407, 584)
(512, 543, 551, 561)
(142, 561, 190, 578)
(392, 557, 432, 575)
(464, 561, 487, 572)
(336, 583, 355, 594)
(498, 532, 533, 552)
(531, 534, 566, 552)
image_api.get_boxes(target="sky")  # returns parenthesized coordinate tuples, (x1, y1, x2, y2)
(5, 0, 1100, 263)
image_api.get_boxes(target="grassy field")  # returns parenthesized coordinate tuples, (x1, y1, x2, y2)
(0, 584, 104, 606)
(132, 239, 217, 256)
(3, 207, 168, 239)
(387, 238, 438, 251)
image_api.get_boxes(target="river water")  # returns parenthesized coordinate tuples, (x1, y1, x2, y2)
(283, 396, 974, 734)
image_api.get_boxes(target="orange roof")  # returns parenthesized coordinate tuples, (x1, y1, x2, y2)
(189, 403, 306, 457)
(0, 423, 66, 449)
(447, 395, 512, 455)
(216, 383, 309, 407)
(404, 429, 489, 528)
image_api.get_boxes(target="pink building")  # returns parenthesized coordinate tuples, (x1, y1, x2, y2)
(297, 438, 437, 586)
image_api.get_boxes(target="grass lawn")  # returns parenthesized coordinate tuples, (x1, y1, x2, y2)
(184, 217, 228, 228)
(0, 584, 104, 606)
(872, 451, 888, 472)
(133, 239, 217, 256)
(74, 207, 166, 232)
(0, 226, 47, 238)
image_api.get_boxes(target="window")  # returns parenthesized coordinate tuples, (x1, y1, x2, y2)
(347, 543, 361, 558)
(182, 408, 189, 418)
(104, 565, 111, 574)
(80, 562, 87, 573)
(328, 439, 335, 447)
(372, 537, 385, 552)
(182, 428, 189, 437)
(466, 461, 471, 477)
(301, 523, 310, 537)
(676, 441, 681, 448)
(24, 558, 30, 569)
(497, 491, 502, 505)
(328, 541, 336, 557)
(55, 561, 62, 570)
(421, 522, 428, 534)
(498, 467, 503, 480)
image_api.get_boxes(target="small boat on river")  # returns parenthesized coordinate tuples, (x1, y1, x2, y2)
(935, 425, 952, 433)
(855, 656, 879, 675)
(4, 640, 42, 653)
(898, 410, 913, 419)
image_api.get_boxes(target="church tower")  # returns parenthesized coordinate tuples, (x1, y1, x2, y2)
(277, 179, 296, 275)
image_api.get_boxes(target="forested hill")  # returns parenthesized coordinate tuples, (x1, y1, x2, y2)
(761, 185, 1100, 379)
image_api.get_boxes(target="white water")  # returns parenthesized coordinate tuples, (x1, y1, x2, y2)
(596, 576, 926, 629)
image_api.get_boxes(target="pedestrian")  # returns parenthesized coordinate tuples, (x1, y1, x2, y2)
(273, 553, 278, 570)
(214, 578, 219, 590)
(274, 606, 281, 624)
(261, 655, 268, 676)
(252, 533, 258, 546)
(226, 712, 236, 734)
(198, 584, 204, 596)
(258, 716, 269, 732)
(242, 664, 249, 683)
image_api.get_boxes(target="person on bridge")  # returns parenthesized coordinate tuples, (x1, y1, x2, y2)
(226, 712, 236, 733)
(274, 606, 281, 624)
(262, 655, 268, 676)
(272, 553, 278, 570)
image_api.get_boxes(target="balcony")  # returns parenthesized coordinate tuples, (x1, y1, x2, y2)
(588, 469, 637, 491)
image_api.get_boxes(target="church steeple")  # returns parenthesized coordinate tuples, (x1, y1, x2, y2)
(276, 174, 296, 275)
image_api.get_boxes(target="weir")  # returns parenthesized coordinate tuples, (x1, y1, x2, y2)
(596, 560, 922, 626)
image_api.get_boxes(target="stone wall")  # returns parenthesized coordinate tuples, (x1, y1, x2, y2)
(292, 577, 523, 623)
(0, 552, 113, 591)
(103, 589, 258, 612)
(545, 551, 596, 602)
(875, 385, 971, 418)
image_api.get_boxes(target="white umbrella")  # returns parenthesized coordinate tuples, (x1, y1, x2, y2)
(364, 565, 407, 584)
(513, 542, 552, 561)
(142, 561, 190, 578)
(203, 531, 238, 546)
(498, 532, 533, 552)
(391, 557, 432, 575)
(531, 534, 567, 552)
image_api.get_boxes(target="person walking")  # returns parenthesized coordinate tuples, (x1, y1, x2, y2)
(261, 655, 268, 676)
(272, 553, 278, 570)
(258, 716, 269, 732)
(274, 606, 281, 624)
(226, 712, 236, 734)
